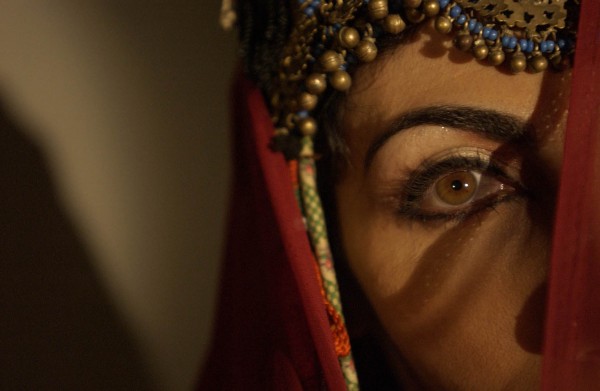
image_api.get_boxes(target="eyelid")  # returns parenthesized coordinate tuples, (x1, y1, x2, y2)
(392, 148, 524, 222)
(364, 106, 530, 171)
(403, 151, 496, 201)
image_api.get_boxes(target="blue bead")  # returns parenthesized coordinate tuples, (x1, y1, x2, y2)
(439, 0, 450, 8)
(340, 63, 348, 71)
(519, 39, 528, 51)
(508, 36, 517, 49)
(546, 41, 555, 52)
(488, 29, 498, 41)
(527, 40, 534, 53)
(501, 35, 510, 47)
(311, 0, 320, 5)
(474, 22, 483, 34)
(468, 19, 477, 31)
(450, 5, 461, 18)
(482, 27, 491, 39)
(456, 14, 467, 25)
(297, 110, 309, 118)
(303, 6, 314, 16)
(541, 41, 549, 53)
(558, 38, 566, 50)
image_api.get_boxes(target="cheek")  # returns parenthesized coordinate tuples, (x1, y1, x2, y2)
(335, 175, 419, 301)
(335, 176, 548, 388)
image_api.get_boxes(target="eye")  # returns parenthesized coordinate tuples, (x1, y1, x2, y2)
(434, 171, 480, 206)
(398, 153, 521, 221)
(422, 169, 512, 213)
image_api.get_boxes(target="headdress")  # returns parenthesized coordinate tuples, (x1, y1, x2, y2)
(212, 1, 582, 389)
(235, 0, 579, 159)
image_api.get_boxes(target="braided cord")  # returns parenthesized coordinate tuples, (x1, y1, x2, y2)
(297, 136, 359, 390)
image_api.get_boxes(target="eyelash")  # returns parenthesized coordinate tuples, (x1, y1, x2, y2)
(396, 153, 522, 222)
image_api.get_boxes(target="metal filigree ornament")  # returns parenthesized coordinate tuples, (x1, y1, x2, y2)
(492, 0, 567, 30)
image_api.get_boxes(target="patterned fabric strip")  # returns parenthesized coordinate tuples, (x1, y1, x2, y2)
(297, 136, 359, 390)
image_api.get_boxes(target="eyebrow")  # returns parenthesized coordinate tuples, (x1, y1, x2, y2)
(364, 105, 531, 169)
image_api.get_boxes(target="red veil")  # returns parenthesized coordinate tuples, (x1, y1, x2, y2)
(201, 2, 600, 389)
(542, 1, 600, 389)
(199, 75, 346, 389)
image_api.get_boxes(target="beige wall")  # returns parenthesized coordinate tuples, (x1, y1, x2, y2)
(0, 2, 233, 390)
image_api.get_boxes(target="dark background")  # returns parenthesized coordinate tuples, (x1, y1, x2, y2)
(0, 2, 234, 389)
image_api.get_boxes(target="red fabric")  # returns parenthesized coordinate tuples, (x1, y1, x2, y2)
(542, 1, 600, 389)
(199, 74, 346, 390)
(203, 6, 598, 388)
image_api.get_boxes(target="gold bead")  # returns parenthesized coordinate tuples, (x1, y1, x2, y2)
(510, 53, 527, 73)
(329, 70, 352, 91)
(368, 0, 388, 20)
(488, 49, 505, 66)
(530, 55, 548, 73)
(338, 27, 360, 49)
(383, 14, 406, 34)
(355, 40, 378, 63)
(405, 8, 425, 23)
(454, 33, 473, 51)
(270, 92, 280, 108)
(434, 15, 452, 34)
(305, 73, 327, 95)
(403, 0, 422, 8)
(319, 50, 342, 73)
(472, 44, 489, 60)
(298, 117, 317, 136)
(423, 0, 440, 17)
(282, 56, 292, 68)
(299, 92, 318, 110)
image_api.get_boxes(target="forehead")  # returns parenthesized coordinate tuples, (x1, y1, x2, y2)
(340, 22, 547, 152)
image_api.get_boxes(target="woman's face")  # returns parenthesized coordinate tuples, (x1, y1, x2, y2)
(335, 22, 571, 390)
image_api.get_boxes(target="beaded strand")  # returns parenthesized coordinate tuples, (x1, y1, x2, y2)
(268, 0, 576, 160)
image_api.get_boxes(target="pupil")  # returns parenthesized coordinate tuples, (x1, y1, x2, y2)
(451, 179, 464, 191)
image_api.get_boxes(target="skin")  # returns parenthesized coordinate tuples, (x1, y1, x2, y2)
(334, 22, 571, 390)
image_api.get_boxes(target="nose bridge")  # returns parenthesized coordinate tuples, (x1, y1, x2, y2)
(531, 71, 572, 185)
(535, 107, 568, 180)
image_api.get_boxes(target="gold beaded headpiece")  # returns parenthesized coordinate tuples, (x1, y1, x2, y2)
(234, 0, 579, 156)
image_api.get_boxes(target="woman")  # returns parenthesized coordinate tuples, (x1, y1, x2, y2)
(201, 1, 599, 389)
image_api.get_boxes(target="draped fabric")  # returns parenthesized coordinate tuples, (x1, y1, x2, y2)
(202, 4, 597, 389)
(199, 75, 346, 390)
(542, 1, 600, 389)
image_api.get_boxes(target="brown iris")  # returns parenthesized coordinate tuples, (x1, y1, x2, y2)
(434, 171, 477, 205)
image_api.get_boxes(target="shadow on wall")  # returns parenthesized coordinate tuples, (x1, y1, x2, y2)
(0, 98, 155, 390)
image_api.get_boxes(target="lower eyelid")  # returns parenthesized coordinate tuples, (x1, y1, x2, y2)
(398, 191, 522, 223)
